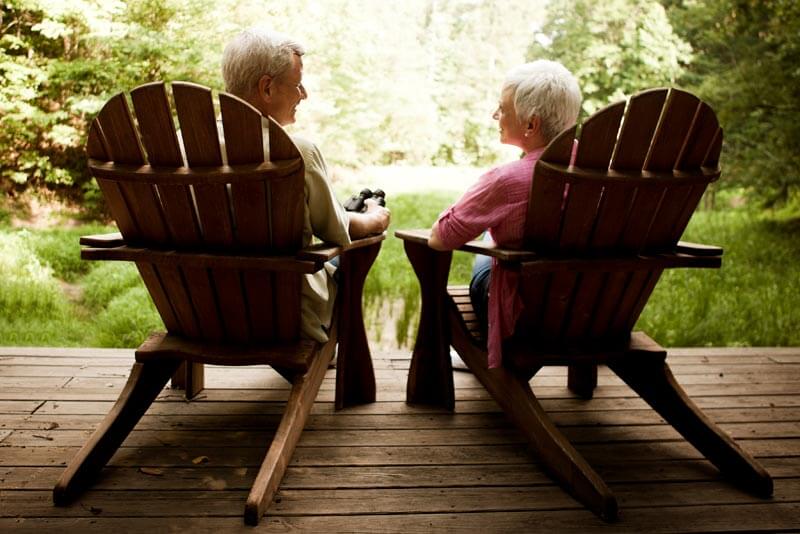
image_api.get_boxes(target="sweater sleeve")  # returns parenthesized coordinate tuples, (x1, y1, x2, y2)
(436, 167, 508, 249)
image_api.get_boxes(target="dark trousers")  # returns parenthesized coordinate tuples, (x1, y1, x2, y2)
(469, 254, 492, 336)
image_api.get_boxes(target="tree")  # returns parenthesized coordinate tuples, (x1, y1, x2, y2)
(666, 0, 800, 204)
(527, 0, 691, 116)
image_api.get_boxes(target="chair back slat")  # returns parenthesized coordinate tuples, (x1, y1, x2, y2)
(172, 83, 223, 166)
(645, 89, 699, 172)
(220, 93, 265, 164)
(539, 125, 576, 165)
(274, 272, 302, 341)
(704, 128, 723, 168)
(610, 88, 667, 171)
(181, 266, 225, 342)
(624, 269, 663, 332)
(574, 101, 625, 168)
(212, 269, 250, 343)
(172, 83, 233, 247)
(156, 264, 201, 338)
(676, 102, 719, 170)
(87, 122, 110, 161)
(618, 183, 665, 250)
(607, 270, 651, 334)
(136, 263, 181, 332)
(130, 82, 183, 166)
(243, 271, 276, 342)
(586, 271, 630, 339)
(93, 95, 149, 243)
(562, 272, 607, 339)
(220, 94, 271, 248)
(539, 272, 580, 343)
(96, 94, 145, 165)
(267, 119, 304, 252)
(587, 186, 636, 250)
(130, 82, 198, 246)
(558, 182, 603, 251)
(98, 90, 171, 244)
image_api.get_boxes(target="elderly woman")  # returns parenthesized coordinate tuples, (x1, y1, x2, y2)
(428, 60, 582, 369)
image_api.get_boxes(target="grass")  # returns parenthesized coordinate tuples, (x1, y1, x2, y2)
(0, 197, 798, 349)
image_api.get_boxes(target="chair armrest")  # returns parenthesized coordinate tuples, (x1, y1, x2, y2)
(676, 240, 723, 257)
(295, 233, 386, 262)
(394, 229, 537, 262)
(80, 232, 124, 247)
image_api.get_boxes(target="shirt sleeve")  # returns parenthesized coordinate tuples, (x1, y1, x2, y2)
(436, 167, 509, 249)
(297, 138, 351, 247)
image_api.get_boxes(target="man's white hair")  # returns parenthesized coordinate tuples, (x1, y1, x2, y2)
(503, 60, 582, 143)
(222, 26, 305, 99)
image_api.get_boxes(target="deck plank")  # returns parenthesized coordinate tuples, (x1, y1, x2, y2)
(0, 346, 798, 531)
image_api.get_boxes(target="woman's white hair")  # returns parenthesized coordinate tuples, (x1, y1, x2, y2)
(222, 27, 305, 99)
(503, 60, 582, 143)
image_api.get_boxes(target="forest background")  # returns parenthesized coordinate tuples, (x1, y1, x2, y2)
(1, 0, 798, 348)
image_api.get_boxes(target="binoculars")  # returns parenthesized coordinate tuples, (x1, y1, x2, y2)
(344, 188, 386, 213)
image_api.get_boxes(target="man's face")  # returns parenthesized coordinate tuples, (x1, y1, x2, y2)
(265, 53, 307, 125)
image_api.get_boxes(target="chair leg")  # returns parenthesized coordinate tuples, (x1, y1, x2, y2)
(244, 336, 335, 525)
(170, 360, 205, 400)
(568, 363, 597, 399)
(609, 358, 773, 497)
(336, 243, 380, 409)
(53, 359, 181, 505)
(451, 317, 618, 521)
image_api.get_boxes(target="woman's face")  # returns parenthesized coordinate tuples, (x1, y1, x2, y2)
(492, 87, 527, 148)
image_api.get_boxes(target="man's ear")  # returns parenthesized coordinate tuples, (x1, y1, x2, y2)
(257, 74, 273, 103)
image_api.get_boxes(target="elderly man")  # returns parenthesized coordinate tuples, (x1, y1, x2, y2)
(221, 27, 390, 343)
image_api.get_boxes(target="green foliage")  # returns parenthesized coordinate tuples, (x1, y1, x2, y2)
(665, 0, 800, 204)
(23, 224, 110, 281)
(1, 0, 222, 207)
(528, 0, 692, 116)
(81, 261, 143, 311)
(0, 230, 67, 319)
(637, 208, 800, 346)
(89, 285, 162, 347)
(1, 0, 547, 207)
(363, 191, 486, 346)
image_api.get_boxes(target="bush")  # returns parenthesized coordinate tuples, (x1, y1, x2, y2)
(81, 262, 144, 311)
(0, 231, 68, 319)
(90, 285, 163, 348)
(24, 225, 112, 282)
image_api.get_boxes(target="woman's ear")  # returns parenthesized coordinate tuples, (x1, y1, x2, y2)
(524, 116, 540, 138)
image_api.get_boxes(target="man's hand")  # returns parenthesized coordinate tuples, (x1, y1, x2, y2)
(348, 198, 391, 239)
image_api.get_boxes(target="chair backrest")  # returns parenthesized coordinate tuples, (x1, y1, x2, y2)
(87, 81, 307, 344)
(513, 88, 722, 350)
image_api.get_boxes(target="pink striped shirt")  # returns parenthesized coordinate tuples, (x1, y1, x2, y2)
(436, 147, 546, 368)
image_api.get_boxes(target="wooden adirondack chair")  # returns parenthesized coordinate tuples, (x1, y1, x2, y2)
(52, 81, 383, 525)
(396, 88, 772, 521)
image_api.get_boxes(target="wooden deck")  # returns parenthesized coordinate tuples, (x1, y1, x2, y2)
(1, 346, 799, 532)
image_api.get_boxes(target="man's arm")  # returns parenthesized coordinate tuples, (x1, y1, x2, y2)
(348, 198, 391, 239)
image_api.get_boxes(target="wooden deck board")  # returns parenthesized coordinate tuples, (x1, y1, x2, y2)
(1, 346, 798, 532)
